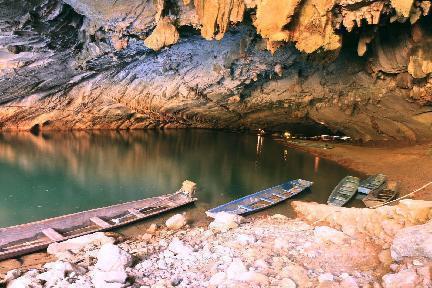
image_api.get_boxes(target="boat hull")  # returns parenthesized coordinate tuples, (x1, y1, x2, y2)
(207, 179, 313, 216)
(327, 176, 360, 207)
(0, 192, 196, 261)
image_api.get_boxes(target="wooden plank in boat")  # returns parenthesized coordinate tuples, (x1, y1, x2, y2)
(128, 208, 145, 218)
(42, 228, 64, 242)
(90, 217, 111, 228)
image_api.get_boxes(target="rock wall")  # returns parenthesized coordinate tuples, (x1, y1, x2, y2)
(0, 0, 432, 141)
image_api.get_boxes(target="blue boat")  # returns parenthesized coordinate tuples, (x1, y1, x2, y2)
(207, 179, 313, 215)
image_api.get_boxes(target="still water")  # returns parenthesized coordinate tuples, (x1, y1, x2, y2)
(0, 130, 360, 228)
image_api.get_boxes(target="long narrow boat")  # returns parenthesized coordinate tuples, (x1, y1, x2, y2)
(358, 174, 387, 194)
(206, 179, 313, 216)
(363, 181, 398, 208)
(327, 176, 360, 206)
(0, 181, 197, 261)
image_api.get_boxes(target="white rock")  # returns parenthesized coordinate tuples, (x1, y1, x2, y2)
(95, 244, 133, 272)
(382, 269, 419, 288)
(92, 270, 128, 287)
(165, 214, 187, 230)
(207, 212, 244, 233)
(235, 271, 269, 285)
(318, 273, 334, 283)
(413, 259, 423, 266)
(168, 237, 193, 256)
(7, 271, 42, 288)
(47, 232, 114, 256)
(254, 259, 269, 269)
(3, 269, 22, 283)
(209, 272, 226, 286)
(236, 234, 256, 244)
(391, 220, 432, 261)
(280, 278, 297, 288)
(314, 226, 350, 245)
(271, 214, 288, 220)
(226, 258, 247, 280)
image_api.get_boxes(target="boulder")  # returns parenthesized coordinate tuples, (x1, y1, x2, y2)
(47, 232, 115, 257)
(280, 278, 297, 288)
(226, 258, 247, 280)
(7, 270, 42, 288)
(95, 244, 133, 272)
(235, 271, 269, 285)
(168, 238, 193, 256)
(314, 226, 350, 245)
(91, 270, 128, 288)
(165, 214, 187, 230)
(207, 212, 244, 233)
(382, 269, 420, 288)
(209, 272, 226, 286)
(391, 220, 432, 261)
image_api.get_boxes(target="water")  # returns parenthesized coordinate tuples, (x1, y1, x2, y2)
(0, 130, 361, 228)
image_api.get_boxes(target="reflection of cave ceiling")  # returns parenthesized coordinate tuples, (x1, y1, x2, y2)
(0, 0, 431, 142)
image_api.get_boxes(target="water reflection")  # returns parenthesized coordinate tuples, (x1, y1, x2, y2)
(0, 130, 360, 227)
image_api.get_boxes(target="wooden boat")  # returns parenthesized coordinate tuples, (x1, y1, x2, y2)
(358, 174, 387, 194)
(363, 181, 398, 208)
(327, 176, 360, 206)
(0, 181, 197, 261)
(206, 179, 313, 215)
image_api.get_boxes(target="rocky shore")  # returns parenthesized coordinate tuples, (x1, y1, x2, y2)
(2, 199, 432, 288)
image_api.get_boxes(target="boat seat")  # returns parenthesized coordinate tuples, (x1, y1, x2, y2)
(42, 228, 64, 242)
(90, 217, 111, 228)
(238, 205, 253, 212)
(128, 208, 145, 218)
(259, 197, 274, 204)
(272, 193, 285, 199)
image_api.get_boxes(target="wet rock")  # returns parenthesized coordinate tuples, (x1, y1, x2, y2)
(391, 220, 432, 261)
(47, 232, 114, 257)
(165, 214, 187, 230)
(147, 223, 158, 234)
(207, 212, 244, 233)
(382, 269, 420, 288)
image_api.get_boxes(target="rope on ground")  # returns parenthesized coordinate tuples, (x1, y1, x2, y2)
(311, 181, 432, 226)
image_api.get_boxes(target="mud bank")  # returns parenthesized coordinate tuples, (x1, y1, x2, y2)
(1, 199, 432, 288)
(277, 139, 432, 200)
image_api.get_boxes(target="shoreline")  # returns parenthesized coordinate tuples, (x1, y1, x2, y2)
(2, 200, 432, 287)
(2, 138, 432, 286)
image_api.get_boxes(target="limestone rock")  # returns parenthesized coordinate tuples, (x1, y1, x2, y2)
(95, 244, 133, 272)
(226, 258, 247, 280)
(207, 212, 244, 232)
(293, 200, 432, 245)
(382, 269, 420, 288)
(47, 232, 115, 257)
(165, 214, 187, 230)
(391, 220, 432, 261)
(144, 17, 179, 51)
(168, 237, 193, 256)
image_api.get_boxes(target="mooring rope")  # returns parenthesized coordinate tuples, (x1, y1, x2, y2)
(311, 181, 432, 225)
